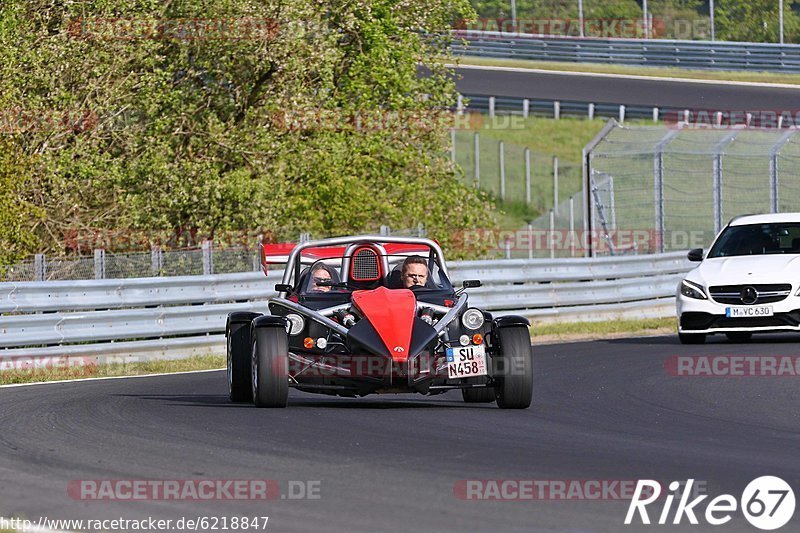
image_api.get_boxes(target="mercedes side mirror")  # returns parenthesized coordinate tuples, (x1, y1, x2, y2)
(687, 248, 703, 262)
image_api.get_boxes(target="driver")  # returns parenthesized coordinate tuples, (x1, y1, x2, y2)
(401, 256, 429, 289)
(309, 264, 334, 292)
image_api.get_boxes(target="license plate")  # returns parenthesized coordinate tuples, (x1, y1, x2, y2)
(725, 306, 773, 318)
(446, 345, 487, 379)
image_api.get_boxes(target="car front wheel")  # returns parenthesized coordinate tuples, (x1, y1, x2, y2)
(251, 326, 289, 408)
(494, 326, 533, 409)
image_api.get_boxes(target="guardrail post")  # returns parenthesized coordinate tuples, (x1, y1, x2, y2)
(202, 240, 213, 275)
(456, 94, 464, 116)
(553, 101, 560, 120)
(525, 148, 531, 205)
(34, 254, 46, 282)
(523, 99, 529, 118)
(417, 223, 426, 237)
(499, 141, 505, 200)
(588, 103, 595, 120)
(93, 249, 105, 280)
(619, 105, 626, 123)
(489, 96, 495, 118)
(299, 232, 311, 243)
(474, 132, 480, 187)
(553, 156, 559, 216)
(652, 107, 659, 122)
(151, 246, 163, 276)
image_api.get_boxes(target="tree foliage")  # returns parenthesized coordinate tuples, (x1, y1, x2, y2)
(0, 0, 494, 259)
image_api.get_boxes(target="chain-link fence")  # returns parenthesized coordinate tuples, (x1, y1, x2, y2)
(585, 123, 800, 255)
(1, 226, 427, 282)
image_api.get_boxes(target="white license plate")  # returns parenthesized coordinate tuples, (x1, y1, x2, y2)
(726, 306, 773, 318)
(446, 345, 487, 379)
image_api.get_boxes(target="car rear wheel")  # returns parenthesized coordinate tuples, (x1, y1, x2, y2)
(462, 386, 496, 403)
(494, 326, 533, 409)
(227, 320, 254, 402)
(251, 326, 289, 408)
(725, 332, 752, 342)
(678, 332, 706, 344)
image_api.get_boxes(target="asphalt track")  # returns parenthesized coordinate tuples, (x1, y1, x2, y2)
(1, 335, 799, 532)
(454, 66, 800, 110)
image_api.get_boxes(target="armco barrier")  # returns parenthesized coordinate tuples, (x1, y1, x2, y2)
(451, 31, 800, 73)
(0, 251, 693, 359)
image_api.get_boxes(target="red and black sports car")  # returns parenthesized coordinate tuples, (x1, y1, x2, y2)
(225, 236, 533, 408)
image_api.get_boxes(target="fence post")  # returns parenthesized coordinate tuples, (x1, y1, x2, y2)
(553, 156, 559, 216)
(450, 128, 456, 163)
(474, 131, 480, 187)
(525, 148, 531, 205)
(34, 253, 46, 282)
(417, 223, 425, 237)
(549, 210, 555, 259)
(93, 249, 105, 280)
(527, 222, 533, 259)
(489, 96, 495, 118)
(499, 141, 505, 200)
(151, 245, 163, 276)
(588, 103, 595, 120)
(456, 94, 464, 115)
(569, 196, 575, 257)
(523, 98, 529, 118)
(712, 131, 738, 234)
(299, 232, 311, 243)
(504, 237, 511, 259)
(769, 130, 796, 213)
(553, 101, 560, 120)
(654, 130, 679, 254)
(379, 225, 390, 236)
(202, 240, 213, 275)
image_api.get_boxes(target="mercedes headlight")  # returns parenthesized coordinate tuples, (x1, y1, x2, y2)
(461, 308, 485, 330)
(680, 280, 707, 300)
(285, 313, 305, 335)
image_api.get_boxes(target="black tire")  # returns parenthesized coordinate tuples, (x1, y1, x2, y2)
(679, 332, 706, 344)
(462, 387, 496, 403)
(494, 326, 533, 409)
(726, 332, 752, 342)
(251, 326, 289, 408)
(227, 320, 254, 402)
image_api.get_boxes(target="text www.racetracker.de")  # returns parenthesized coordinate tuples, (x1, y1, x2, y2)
(1, 515, 270, 531)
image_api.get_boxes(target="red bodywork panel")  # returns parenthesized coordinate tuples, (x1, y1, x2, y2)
(352, 287, 417, 363)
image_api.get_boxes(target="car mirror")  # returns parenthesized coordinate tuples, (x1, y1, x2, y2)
(275, 283, 293, 293)
(462, 280, 482, 288)
(687, 248, 703, 262)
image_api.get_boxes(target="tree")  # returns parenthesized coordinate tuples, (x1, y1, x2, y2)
(0, 0, 494, 260)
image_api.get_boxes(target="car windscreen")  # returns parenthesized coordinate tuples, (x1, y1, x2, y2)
(707, 223, 800, 258)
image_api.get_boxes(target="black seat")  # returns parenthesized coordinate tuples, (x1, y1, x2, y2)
(386, 268, 404, 289)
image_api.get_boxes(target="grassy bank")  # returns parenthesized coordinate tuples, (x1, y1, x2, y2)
(0, 354, 224, 386)
(531, 317, 675, 344)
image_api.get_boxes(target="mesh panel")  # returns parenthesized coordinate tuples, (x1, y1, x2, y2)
(351, 248, 379, 280)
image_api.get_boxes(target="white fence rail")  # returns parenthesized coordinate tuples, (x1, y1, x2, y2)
(0, 252, 692, 358)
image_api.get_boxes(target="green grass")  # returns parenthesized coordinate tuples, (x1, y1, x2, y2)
(531, 317, 675, 339)
(457, 56, 800, 85)
(454, 115, 609, 224)
(0, 354, 224, 385)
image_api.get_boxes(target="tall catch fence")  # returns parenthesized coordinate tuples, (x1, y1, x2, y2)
(584, 122, 800, 255)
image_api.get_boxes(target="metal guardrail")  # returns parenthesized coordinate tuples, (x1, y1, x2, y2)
(452, 31, 800, 73)
(0, 252, 692, 357)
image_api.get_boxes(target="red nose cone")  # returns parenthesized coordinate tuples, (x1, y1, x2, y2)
(352, 286, 416, 362)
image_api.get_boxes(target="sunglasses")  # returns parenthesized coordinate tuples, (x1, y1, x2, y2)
(313, 276, 331, 283)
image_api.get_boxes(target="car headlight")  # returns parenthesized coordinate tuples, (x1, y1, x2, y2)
(680, 280, 707, 300)
(461, 308, 485, 330)
(285, 313, 305, 336)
